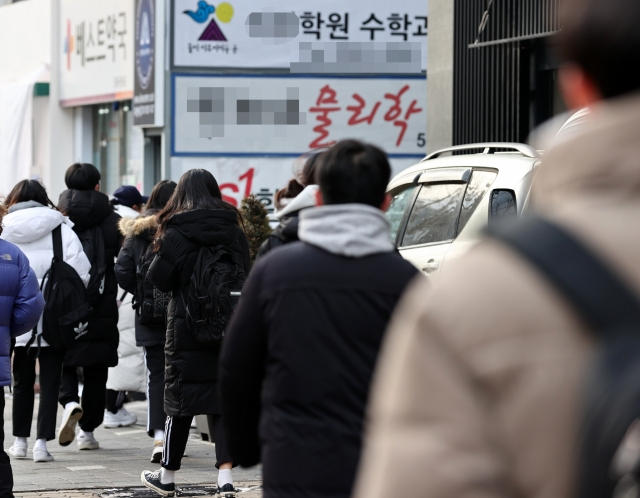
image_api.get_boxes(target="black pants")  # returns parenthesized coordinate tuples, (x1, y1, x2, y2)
(12, 347, 65, 441)
(162, 415, 231, 471)
(0, 392, 14, 498)
(59, 366, 108, 432)
(144, 345, 166, 438)
(105, 389, 126, 414)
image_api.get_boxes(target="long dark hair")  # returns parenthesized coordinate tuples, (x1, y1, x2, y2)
(145, 180, 177, 213)
(155, 169, 240, 244)
(4, 180, 56, 209)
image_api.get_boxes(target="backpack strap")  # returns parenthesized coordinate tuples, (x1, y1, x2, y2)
(52, 224, 63, 262)
(487, 216, 640, 335)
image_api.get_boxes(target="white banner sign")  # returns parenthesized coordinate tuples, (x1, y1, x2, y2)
(171, 156, 420, 220)
(172, 74, 426, 158)
(60, 0, 135, 106)
(173, 0, 428, 70)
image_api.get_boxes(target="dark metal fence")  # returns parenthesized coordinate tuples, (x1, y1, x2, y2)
(453, 0, 562, 145)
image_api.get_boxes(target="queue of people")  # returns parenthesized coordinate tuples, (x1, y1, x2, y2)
(2, 1, 640, 496)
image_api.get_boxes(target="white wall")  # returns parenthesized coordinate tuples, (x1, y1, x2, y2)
(0, 0, 51, 82)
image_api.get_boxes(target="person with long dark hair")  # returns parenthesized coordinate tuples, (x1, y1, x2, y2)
(114, 180, 177, 463)
(1, 180, 91, 462)
(140, 170, 250, 497)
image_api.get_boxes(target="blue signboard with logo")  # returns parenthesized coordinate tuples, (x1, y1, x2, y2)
(134, 0, 157, 125)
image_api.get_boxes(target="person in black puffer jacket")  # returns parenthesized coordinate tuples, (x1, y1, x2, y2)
(141, 169, 250, 497)
(256, 150, 322, 260)
(56, 163, 123, 451)
(114, 180, 177, 463)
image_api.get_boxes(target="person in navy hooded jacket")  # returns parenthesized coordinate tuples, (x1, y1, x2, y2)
(0, 201, 44, 498)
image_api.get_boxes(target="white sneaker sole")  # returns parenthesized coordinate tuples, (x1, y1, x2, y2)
(58, 406, 83, 447)
(33, 452, 54, 463)
(103, 419, 137, 429)
(8, 447, 27, 459)
(78, 441, 99, 450)
(140, 472, 175, 497)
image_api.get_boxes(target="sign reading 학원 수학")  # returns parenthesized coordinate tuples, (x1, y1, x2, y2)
(173, 0, 428, 71)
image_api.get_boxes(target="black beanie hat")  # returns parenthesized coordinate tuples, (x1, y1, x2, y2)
(65, 163, 101, 190)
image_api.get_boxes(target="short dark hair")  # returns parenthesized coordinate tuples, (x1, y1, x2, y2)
(558, 0, 640, 99)
(65, 163, 101, 190)
(316, 140, 391, 208)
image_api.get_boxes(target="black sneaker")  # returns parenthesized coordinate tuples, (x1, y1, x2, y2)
(141, 469, 175, 497)
(217, 483, 236, 498)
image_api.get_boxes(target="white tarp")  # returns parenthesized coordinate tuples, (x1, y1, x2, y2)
(0, 65, 46, 197)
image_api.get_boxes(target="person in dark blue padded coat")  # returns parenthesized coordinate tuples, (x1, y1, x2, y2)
(0, 202, 45, 498)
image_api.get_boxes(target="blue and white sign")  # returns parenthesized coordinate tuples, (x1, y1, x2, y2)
(134, 0, 163, 126)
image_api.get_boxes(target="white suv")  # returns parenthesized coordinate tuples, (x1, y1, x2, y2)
(387, 143, 540, 280)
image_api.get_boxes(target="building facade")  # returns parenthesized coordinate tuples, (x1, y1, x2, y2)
(427, 0, 563, 152)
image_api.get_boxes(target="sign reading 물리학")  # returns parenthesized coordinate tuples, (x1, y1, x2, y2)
(173, 0, 428, 71)
(60, 0, 135, 107)
(172, 74, 427, 158)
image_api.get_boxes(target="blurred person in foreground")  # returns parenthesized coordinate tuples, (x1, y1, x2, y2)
(353, 0, 640, 497)
(0, 201, 44, 497)
(219, 140, 418, 498)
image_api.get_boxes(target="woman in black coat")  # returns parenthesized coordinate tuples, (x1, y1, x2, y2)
(141, 170, 250, 498)
(114, 180, 176, 463)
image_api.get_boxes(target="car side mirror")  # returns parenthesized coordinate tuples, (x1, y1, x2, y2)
(489, 189, 517, 225)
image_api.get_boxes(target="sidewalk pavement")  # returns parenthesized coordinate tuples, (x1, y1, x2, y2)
(3, 390, 262, 497)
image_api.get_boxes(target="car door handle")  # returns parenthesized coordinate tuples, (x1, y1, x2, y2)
(422, 259, 440, 273)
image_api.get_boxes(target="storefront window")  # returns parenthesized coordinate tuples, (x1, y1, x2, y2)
(92, 100, 144, 196)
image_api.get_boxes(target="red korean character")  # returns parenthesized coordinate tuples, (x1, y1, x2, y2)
(383, 85, 423, 146)
(347, 94, 381, 126)
(309, 85, 340, 148)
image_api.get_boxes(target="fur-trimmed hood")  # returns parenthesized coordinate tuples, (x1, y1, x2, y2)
(119, 214, 158, 239)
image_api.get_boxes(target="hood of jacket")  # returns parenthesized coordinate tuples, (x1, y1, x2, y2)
(168, 209, 242, 246)
(299, 203, 395, 258)
(58, 189, 114, 232)
(119, 213, 158, 240)
(113, 204, 140, 220)
(275, 185, 319, 220)
(2, 205, 71, 245)
(532, 91, 640, 211)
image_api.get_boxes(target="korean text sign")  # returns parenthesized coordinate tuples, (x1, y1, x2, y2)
(173, 0, 428, 70)
(172, 74, 427, 158)
(60, 0, 135, 106)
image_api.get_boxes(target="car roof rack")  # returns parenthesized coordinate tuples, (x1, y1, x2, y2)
(423, 143, 540, 161)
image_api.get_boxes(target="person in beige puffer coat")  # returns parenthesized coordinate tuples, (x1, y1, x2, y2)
(353, 0, 640, 497)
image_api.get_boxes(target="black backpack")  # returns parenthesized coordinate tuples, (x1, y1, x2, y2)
(490, 216, 640, 498)
(181, 244, 247, 345)
(29, 225, 93, 352)
(135, 243, 171, 326)
(76, 226, 107, 305)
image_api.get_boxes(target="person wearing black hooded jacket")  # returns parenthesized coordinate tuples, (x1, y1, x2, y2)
(56, 163, 122, 451)
(141, 169, 250, 498)
(114, 180, 177, 463)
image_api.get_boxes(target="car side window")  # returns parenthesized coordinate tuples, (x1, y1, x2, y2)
(457, 170, 498, 233)
(386, 185, 417, 243)
(400, 182, 466, 247)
